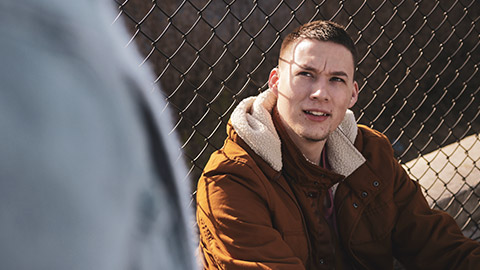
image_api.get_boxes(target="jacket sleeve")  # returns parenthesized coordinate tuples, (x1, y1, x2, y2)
(196, 165, 306, 270)
(388, 143, 480, 269)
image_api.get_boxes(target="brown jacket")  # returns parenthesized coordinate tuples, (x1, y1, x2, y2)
(196, 90, 480, 269)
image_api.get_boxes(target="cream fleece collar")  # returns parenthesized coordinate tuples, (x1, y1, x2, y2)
(230, 89, 366, 177)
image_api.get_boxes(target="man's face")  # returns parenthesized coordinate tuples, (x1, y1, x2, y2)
(269, 38, 359, 150)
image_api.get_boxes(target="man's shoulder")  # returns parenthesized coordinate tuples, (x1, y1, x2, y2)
(201, 131, 274, 182)
(356, 124, 392, 147)
(204, 138, 254, 175)
(357, 124, 389, 141)
(197, 131, 278, 208)
(355, 124, 395, 162)
(350, 125, 404, 190)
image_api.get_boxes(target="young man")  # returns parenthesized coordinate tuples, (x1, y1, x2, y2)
(196, 20, 480, 269)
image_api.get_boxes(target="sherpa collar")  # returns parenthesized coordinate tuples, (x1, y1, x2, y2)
(230, 89, 366, 177)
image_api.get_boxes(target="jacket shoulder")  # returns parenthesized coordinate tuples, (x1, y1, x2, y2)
(355, 124, 395, 159)
(202, 122, 278, 180)
(352, 124, 401, 186)
(202, 137, 260, 179)
(198, 131, 279, 205)
(357, 124, 391, 143)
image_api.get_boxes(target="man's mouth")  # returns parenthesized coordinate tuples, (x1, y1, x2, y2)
(304, 110, 330, 117)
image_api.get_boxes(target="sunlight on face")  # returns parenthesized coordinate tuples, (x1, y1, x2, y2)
(269, 38, 359, 161)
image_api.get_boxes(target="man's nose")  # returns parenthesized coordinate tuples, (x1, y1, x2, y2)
(310, 80, 330, 101)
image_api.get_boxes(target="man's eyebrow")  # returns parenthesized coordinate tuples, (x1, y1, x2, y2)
(330, 71, 349, 77)
(297, 64, 350, 78)
(296, 63, 317, 72)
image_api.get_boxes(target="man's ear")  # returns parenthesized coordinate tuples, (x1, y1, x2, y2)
(268, 67, 279, 95)
(348, 81, 359, 108)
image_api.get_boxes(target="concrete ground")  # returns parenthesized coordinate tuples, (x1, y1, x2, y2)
(403, 133, 480, 240)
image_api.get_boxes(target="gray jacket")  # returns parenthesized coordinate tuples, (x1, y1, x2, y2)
(0, 1, 196, 269)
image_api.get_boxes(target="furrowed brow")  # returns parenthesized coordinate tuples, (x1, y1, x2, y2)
(330, 71, 348, 77)
(296, 63, 318, 72)
(294, 63, 351, 79)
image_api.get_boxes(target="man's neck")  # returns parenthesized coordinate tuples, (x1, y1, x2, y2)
(297, 139, 326, 165)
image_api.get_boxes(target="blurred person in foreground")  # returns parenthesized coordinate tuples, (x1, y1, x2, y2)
(196, 20, 480, 269)
(0, 0, 197, 269)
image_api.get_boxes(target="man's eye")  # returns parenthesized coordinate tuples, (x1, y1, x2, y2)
(298, 71, 313, 77)
(331, 77, 345, 83)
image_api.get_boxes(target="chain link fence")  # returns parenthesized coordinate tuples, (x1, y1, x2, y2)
(115, 0, 480, 240)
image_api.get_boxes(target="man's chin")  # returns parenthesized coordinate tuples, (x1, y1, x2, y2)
(303, 133, 329, 143)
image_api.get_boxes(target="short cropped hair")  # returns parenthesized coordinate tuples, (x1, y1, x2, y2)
(280, 20, 358, 68)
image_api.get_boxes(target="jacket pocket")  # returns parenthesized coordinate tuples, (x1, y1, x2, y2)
(350, 199, 397, 244)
